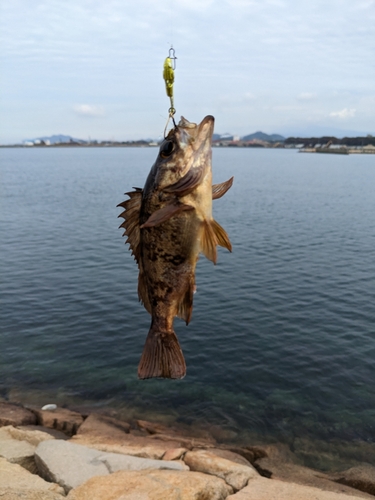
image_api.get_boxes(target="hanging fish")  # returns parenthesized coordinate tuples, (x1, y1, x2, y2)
(118, 115, 233, 379)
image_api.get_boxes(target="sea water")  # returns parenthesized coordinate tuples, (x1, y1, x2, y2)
(1, 147, 374, 470)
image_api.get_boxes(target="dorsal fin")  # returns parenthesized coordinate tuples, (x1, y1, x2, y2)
(117, 188, 142, 264)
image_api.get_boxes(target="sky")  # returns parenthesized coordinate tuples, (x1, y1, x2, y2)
(1, 0, 374, 143)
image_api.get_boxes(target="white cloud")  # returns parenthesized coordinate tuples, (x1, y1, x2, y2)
(244, 92, 256, 100)
(329, 108, 356, 119)
(297, 92, 317, 100)
(73, 104, 105, 117)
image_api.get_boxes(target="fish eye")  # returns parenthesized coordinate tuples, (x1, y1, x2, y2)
(160, 141, 174, 158)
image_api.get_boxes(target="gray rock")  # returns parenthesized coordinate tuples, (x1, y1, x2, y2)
(35, 438, 189, 493)
(97, 450, 189, 474)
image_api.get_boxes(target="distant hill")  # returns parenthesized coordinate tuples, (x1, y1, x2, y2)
(242, 131, 285, 142)
(25, 134, 86, 144)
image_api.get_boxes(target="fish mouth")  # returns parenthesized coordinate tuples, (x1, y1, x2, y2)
(192, 115, 215, 152)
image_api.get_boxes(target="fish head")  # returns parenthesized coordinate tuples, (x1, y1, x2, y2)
(147, 115, 215, 192)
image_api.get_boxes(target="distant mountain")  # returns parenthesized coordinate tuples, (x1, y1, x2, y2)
(24, 134, 86, 144)
(242, 131, 285, 142)
(280, 125, 373, 139)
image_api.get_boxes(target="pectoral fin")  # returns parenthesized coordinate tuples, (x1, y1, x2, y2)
(140, 203, 194, 228)
(117, 188, 143, 264)
(212, 176, 234, 200)
(200, 219, 232, 264)
(164, 168, 204, 196)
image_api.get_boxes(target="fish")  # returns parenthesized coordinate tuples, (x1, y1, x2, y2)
(117, 115, 233, 379)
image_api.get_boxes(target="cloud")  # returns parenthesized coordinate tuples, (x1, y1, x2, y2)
(329, 108, 356, 119)
(73, 104, 105, 117)
(297, 92, 317, 100)
(244, 92, 256, 100)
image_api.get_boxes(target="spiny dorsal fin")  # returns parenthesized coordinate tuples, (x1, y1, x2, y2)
(200, 219, 232, 264)
(212, 176, 234, 200)
(117, 188, 142, 264)
(140, 203, 194, 229)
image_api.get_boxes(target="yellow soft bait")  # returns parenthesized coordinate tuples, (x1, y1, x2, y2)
(163, 47, 177, 117)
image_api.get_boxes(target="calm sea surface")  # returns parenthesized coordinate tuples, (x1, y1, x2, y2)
(1, 147, 375, 470)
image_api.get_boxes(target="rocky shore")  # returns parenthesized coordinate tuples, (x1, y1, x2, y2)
(0, 401, 374, 499)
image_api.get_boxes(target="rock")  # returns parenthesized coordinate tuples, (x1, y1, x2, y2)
(209, 425, 238, 442)
(225, 446, 267, 464)
(205, 448, 253, 467)
(76, 413, 130, 438)
(330, 464, 375, 496)
(71, 432, 189, 459)
(136, 418, 217, 448)
(3, 424, 56, 446)
(0, 492, 64, 500)
(35, 438, 189, 493)
(254, 449, 374, 497)
(18, 424, 69, 440)
(253, 442, 299, 463)
(98, 453, 188, 474)
(293, 437, 375, 471)
(184, 450, 258, 491)
(162, 447, 188, 461)
(227, 477, 371, 499)
(137, 419, 171, 434)
(0, 425, 55, 473)
(149, 432, 216, 449)
(66, 469, 233, 500)
(0, 402, 37, 427)
(33, 407, 84, 436)
(0, 457, 64, 497)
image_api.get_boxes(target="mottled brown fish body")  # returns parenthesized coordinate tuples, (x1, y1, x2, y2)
(118, 115, 233, 379)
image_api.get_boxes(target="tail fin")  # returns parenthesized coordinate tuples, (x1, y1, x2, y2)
(138, 325, 186, 380)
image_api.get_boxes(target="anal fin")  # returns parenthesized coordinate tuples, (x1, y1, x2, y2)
(201, 219, 232, 264)
(177, 276, 195, 325)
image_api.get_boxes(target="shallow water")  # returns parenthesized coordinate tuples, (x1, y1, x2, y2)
(1, 147, 375, 470)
